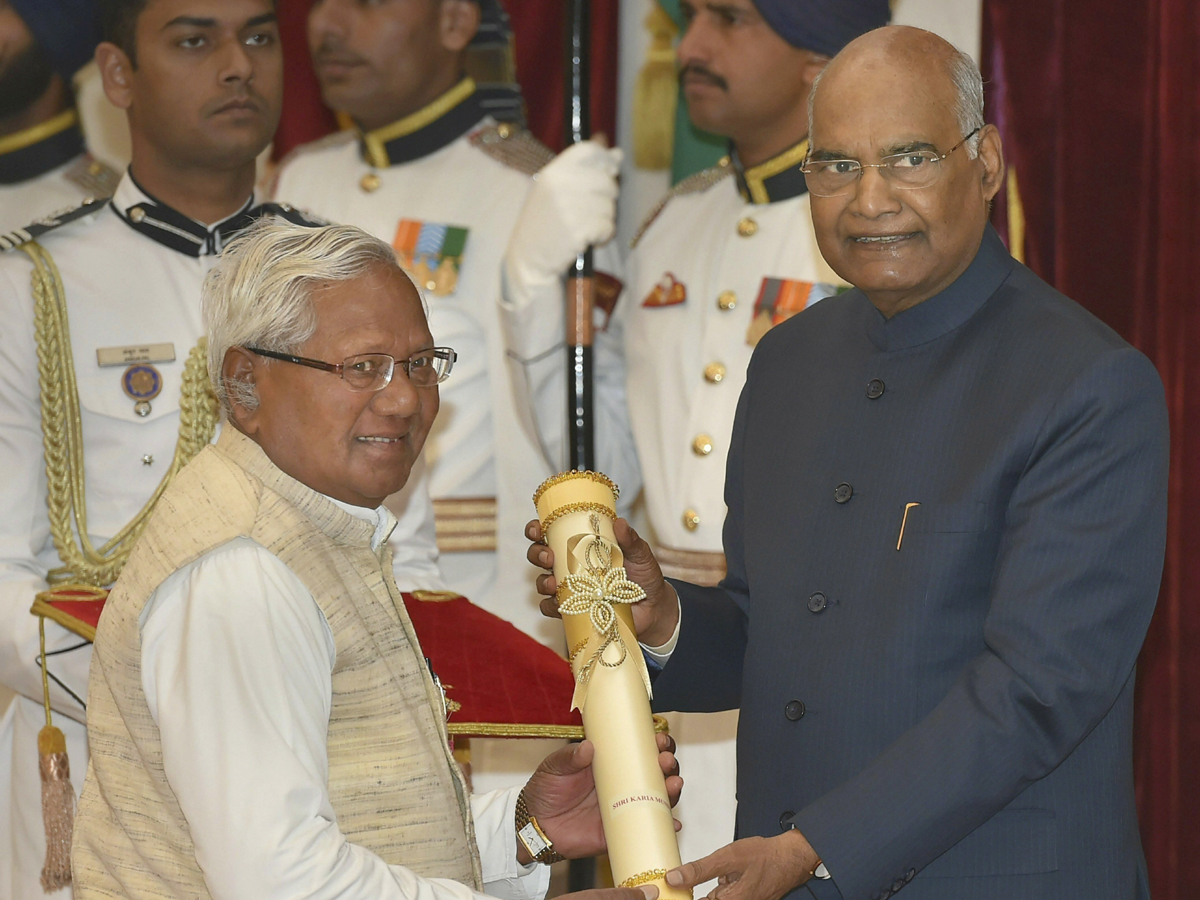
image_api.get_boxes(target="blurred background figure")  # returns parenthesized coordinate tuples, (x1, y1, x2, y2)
(0, 0, 117, 233)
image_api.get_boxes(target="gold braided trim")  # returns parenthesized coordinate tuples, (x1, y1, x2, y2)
(620, 870, 668, 888)
(448, 722, 585, 739)
(0, 109, 78, 156)
(447, 714, 669, 740)
(30, 594, 104, 642)
(532, 470, 620, 506)
(539, 501, 615, 533)
(22, 241, 218, 588)
(361, 77, 477, 168)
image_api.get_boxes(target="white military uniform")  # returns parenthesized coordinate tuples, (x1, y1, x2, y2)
(274, 77, 571, 649)
(0, 173, 439, 900)
(501, 141, 843, 871)
(0, 108, 118, 235)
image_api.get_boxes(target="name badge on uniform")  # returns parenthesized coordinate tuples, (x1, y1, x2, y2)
(746, 278, 836, 346)
(392, 219, 469, 296)
(642, 272, 686, 308)
(96, 343, 176, 367)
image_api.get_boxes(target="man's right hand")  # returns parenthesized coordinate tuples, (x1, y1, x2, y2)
(505, 140, 621, 286)
(567, 887, 658, 900)
(524, 517, 680, 647)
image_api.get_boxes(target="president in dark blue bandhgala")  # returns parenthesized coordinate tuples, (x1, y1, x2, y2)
(527, 23, 1168, 900)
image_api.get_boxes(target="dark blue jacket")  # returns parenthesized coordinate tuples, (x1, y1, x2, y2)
(652, 227, 1168, 900)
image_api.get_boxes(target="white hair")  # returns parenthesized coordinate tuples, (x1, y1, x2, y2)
(202, 220, 402, 414)
(807, 44, 986, 159)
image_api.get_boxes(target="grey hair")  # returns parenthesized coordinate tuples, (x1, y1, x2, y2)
(807, 44, 986, 159)
(201, 220, 403, 415)
(950, 50, 985, 158)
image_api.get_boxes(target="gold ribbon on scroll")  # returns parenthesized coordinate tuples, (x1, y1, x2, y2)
(535, 472, 691, 900)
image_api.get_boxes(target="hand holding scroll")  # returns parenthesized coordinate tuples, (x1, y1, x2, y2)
(520, 735, 683, 863)
(665, 832, 822, 900)
(525, 517, 681, 647)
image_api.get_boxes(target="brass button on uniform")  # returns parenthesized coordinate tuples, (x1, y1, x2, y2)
(737, 216, 758, 237)
(682, 509, 701, 531)
(360, 172, 381, 192)
(717, 290, 738, 311)
(129, 206, 145, 223)
(866, 378, 886, 399)
(704, 362, 727, 383)
(834, 482, 853, 504)
(497, 122, 514, 139)
(692, 434, 714, 456)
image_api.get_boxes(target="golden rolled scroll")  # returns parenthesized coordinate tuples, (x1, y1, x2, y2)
(534, 472, 690, 900)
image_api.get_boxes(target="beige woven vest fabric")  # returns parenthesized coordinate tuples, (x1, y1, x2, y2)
(73, 426, 482, 899)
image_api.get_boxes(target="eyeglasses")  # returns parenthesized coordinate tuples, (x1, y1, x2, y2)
(246, 346, 456, 391)
(800, 128, 982, 198)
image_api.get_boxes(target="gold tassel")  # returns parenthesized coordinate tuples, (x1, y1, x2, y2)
(37, 617, 75, 893)
(632, 5, 679, 171)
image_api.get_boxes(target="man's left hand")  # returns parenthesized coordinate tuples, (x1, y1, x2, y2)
(520, 734, 682, 862)
(665, 831, 821, 900)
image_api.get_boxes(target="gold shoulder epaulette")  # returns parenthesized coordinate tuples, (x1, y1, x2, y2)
(0, 196, 109, 252)
(63, 154, 120, 199)
(631, 157, 734, 249)
(469, 123, 555, 176)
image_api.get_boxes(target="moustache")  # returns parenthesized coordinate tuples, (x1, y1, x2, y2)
(313, 37, 367, 67)
(678, 64, 728, 91)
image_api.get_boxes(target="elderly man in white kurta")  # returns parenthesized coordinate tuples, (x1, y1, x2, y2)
(73, 222, 679, 900)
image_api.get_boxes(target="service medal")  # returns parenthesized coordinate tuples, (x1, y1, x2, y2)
(122, 364, 162, 417)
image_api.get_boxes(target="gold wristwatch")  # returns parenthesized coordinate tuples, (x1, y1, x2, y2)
(515, 789, 565, 865)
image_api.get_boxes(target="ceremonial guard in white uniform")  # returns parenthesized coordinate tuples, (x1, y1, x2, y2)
(0, 3, 435, 895)
(274, 0, 624, 649)
(0, 1, 118, 233)
(501, 0, 890, 875)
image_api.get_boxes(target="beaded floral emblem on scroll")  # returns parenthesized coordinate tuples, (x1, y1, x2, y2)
(558, 515, 650, 709)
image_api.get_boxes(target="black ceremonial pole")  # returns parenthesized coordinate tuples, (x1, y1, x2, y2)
(565, 0, 598, 892)
(565, 0, 595, 473)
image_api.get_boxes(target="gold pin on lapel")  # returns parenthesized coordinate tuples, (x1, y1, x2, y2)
(896, 502, 921, 551)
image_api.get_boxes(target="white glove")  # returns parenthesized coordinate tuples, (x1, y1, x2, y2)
(506, 140, 622, 286)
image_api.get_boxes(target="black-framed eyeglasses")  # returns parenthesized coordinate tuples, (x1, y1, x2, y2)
(800, 127, 983, 198)
(246, 346, 456, 391)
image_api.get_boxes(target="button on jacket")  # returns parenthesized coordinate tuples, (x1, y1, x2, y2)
(652, 228, 1168, 900)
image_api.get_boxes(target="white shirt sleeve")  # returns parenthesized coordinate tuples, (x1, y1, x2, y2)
(141, 536, 548, 900)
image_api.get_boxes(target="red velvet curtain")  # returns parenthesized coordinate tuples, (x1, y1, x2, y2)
(984, 3, 1200, 897)
(272, 0, 619, 159)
